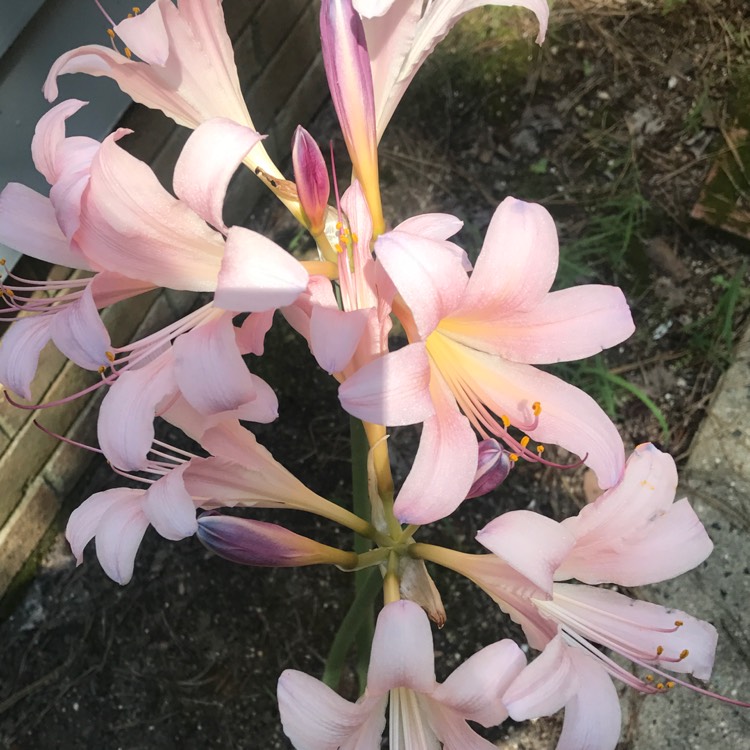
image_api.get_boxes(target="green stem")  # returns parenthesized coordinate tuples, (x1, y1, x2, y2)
(322, 567, 382, 691)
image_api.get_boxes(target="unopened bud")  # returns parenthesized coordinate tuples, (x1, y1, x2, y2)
(292, 126, 330, 235)
(466, 439, 512, 499)
(197, 512, 357, 568)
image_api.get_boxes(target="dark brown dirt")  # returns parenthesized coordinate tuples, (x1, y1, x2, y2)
(2, 1, 749, 748)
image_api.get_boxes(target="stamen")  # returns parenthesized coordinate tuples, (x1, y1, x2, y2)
(124, 47, 132, 59)
(532, 401, 542, 416)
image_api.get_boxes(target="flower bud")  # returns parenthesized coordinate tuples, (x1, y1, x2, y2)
(466, 439, 512, 499)
(291, 126, 330, 236)
(197, 512, 357, 568)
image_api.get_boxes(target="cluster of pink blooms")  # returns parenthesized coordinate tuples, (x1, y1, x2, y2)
(0, 0, 745, 747)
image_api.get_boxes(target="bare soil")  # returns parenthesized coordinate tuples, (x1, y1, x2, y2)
(1, 1, 749, 748)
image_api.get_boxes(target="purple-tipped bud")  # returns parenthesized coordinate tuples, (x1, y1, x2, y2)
(197, 513, 357, 568)
(292, 126, 330, 235)
(466, 439, 512, 499)
(320, 0, 384, 233)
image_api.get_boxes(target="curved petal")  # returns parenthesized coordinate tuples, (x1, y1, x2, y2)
(338, 343, 435, 425)
(367, 600, 436, 694)
(310, 305, 371, 374)
(0, 314, 52, 400)
(236, 310, 275, 356)
(477, 511, 576, 594)
(31, 99, 88, 183)
(556, 649, 621, 750)
(503, 634, 580, 721)
(424, 702, 497, 750)
(172, 314, 257, 416)
(214, 226, 308, 312)
(49, 284, 111, 370)
(0, 184, 91, 270)
(78, 132, 224, 290)
(97, 352, 178, 471)
(458, 197, 558, 316)
(173, 118, 264, 232)
(277, 670, 385, 750)
(433, 639, 526, 726)
(142, 463, 198, 540)
(395, 212, 463, 241)
(113, 1, 170, 66)
(558, 444, 713, 586)
(376, 229, 468, 338)
(88, 271, 155, 307)
(234, 374, 279, 424)
(393, 370, 477, 524)
(94, 492, 150, 584)
(432, 337, 625, 488)
(66, 488, 143, 564)
(550, 584, 718, 680)
(443, 285, 634, 364)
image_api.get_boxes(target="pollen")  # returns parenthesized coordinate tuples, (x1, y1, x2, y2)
(536, 445, 545, 454)
(666, 681, 676, 689)
(0, 258, 6, 265)
(500, 414, 511, 428)
(656, 682, 665, 690)
(97, 365, 106, 375)
(674, 620, 683, 627)
(644, 674, 654, 683)
(520, 436, 530, 449)
(106, 28, 115, 38)
(335, 221, 343, 230)
(656, 645, 664, 656)
(124, 47, 132, 59)
(132, 5, 141, 12)
(351, 233, 359, 243)
(532, 401, 542, 416)
(679, 649, 689, 660)
(509, 453, 519, 463)
(105, 351, 115, 363)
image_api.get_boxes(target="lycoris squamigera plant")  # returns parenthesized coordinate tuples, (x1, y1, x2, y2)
(1, 0, 747, 747)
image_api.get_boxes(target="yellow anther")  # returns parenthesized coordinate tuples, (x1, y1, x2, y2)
(335, 221, 343, 230)
(132, 5, 141, 12)
(666, 681, 676, 689)
(106, 28, 115, 38)
(0, 258, 6, 265)
(124, 47, 133, 59)
(536, 445, 545, 454)
(656, 645, 664, 656)
(5, 289, 14, 297)
(335, 243, 344, 254)
(520, 436, 530, 449)
(532, 401, 542, 416)
(105, 351, 116, 363)
(500, 414, 510, 429)
(351, 233, 359, 243)
(644, 674, 654, 683)
(679, 649, 689, 660)
(674, 620, 683, 627)
(98, 365, 106, 375)
(656, 682, 665, 690)
(509, 453, 519, 463)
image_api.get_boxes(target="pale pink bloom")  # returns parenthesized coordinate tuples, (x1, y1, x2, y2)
(354, 0, 550, 138)
(277, 599, 526, 749)
(67, 417, 347, 584)
(340, 197, 634, 523)
(437, 444, 718, 749)
(43, 0, 280, 177)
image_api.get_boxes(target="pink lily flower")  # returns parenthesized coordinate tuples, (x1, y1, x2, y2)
(277, 599, 526, 749)
(43, 0, 280, 178)
(340, 197, 634, 523)
(422, 444, 719, 749)
(354, 0, 550, 139)
(67, 416, 364, 584)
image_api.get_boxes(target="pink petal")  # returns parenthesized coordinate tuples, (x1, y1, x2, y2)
(433, 639, 526, 726)
(459, 197, 558, 316)
(214, 226, 308, 312)
(234, 374, 279, 424)
(0, 184, 91, 270)
(424, 703, 497, 750)
(354, 0, 398, 15)
(503, 633, 580, 721)
(367, 600, 436, 694)
(393, 371, 477, 524)
(172, 314, 257, 416)
(31, 99, 88, 183)
(338, 343, 435, 425)
(113, 1, 170, 66)
(49, 284, 111, 370)
(66, 488, 143, 564)
(558, 443, 713, 586)
(94, 492, 150, 585)
(434, 340, 625, 488)
(78, 132, 224, 290)
(394, 213, 463, 241)
(478, 511, 576, 594)
(235, 311, 275, 355)
(444, 285, 634, 364)
(310, 305, 371, 374)
(173, 118, 264, 233)
(142, 464, 198, 540)
(277, 670, 386, 749)
(553, 584, 719, 680)
(376, 229, 468, 338)
(556, 649, 621, 750)
(0, 315, 52, 400)
(97, 352, 178, 471)
(88, 271, 155, 307)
